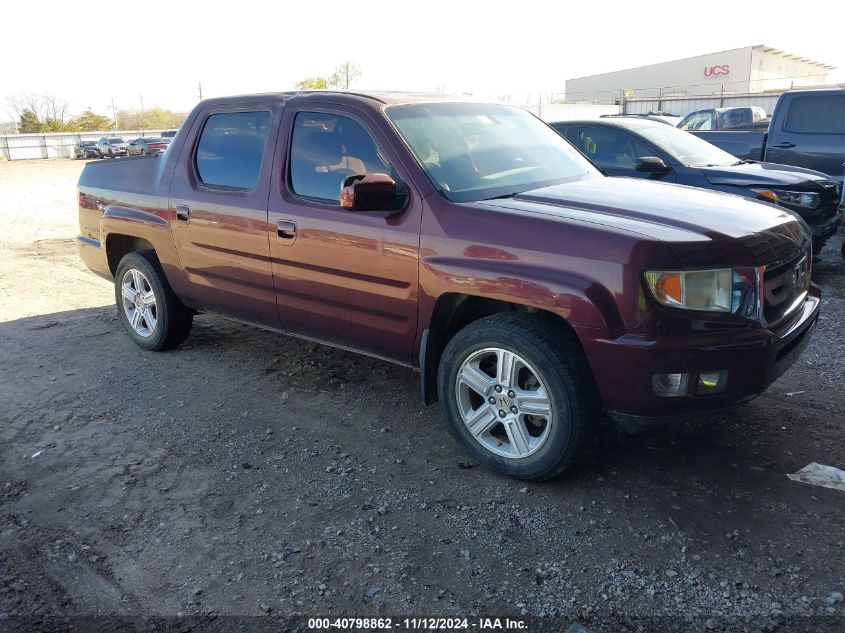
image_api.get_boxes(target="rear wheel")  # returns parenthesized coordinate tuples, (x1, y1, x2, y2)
(114, 250, 193, 351)
(437, 313, 599, 480)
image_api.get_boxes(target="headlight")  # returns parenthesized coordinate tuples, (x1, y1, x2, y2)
(644, 267, 763, 317)
(753, 188, 820, 209)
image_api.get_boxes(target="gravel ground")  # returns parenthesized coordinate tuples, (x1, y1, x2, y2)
(0, 159, 843, 633)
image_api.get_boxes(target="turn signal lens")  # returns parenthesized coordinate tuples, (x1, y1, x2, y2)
(648, 272, 683, 307)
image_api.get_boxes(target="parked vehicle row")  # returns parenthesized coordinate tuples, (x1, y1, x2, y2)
(74, 136, 172, 159)
(78, 91, 821, 480)
(550, 117, 842, 255)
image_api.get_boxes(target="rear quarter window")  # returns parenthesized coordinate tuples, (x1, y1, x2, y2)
(195, 111, 272, 190)
(784, 95, 845, 134)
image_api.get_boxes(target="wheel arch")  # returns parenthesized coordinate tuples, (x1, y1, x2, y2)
(100, 207, 192, 304)
(419, 293, 597, 406)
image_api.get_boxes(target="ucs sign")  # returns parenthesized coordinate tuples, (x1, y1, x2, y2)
(704, 65, 730, 77)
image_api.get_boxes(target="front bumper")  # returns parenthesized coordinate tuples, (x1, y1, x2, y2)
(582, 285, 820, 423)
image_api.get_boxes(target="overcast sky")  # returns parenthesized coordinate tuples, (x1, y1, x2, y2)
(4, 0, 844, 118)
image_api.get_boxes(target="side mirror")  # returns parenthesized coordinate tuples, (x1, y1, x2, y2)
(636, 156, 670, 174)
(340, 173, 397, 211)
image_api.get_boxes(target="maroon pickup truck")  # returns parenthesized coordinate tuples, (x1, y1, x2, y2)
(77, 91, 819, 480)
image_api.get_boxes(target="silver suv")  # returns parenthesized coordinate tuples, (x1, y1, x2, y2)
(96, 137, 128, 158)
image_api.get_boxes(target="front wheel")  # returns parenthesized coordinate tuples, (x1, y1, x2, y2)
(114, 250, 193, 351)
(437, 313, 599, 481)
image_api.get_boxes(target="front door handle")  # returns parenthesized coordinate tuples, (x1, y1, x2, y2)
(277, 220, 297, 241)
(175, 205, 191, 222)
(771, 142, 795, 149)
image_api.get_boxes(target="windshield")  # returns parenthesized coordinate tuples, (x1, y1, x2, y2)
(385, 102, 599, 202)
(636, 125, 737, 167)
(109, 138, 124, 143)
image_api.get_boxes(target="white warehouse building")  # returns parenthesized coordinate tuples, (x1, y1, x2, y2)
(565, 45, 834, 104)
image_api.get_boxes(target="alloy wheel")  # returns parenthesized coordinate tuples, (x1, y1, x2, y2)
(454, 347, 553, 459)
(121, 268, 157, 337)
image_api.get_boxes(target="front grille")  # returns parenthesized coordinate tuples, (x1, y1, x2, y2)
(763, 249, 811, 326)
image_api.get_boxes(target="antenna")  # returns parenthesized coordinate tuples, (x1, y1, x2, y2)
(197, 82, 203, 101)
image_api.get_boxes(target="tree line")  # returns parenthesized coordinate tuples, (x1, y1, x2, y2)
(6, 93, 187, 133)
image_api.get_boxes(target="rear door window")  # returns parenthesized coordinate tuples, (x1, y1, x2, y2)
(195, 111, 272, 190)
(784, 95, 845, 134)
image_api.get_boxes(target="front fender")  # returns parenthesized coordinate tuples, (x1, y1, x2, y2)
(419, 256, 625, 334)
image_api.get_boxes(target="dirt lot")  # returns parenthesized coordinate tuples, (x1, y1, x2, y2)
(0, 159, 843, 633)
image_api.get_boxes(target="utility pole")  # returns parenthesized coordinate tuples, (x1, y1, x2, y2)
(197, 82, 203, 101)
(140, 95, 145, 130)
(108, 98, 117, 130)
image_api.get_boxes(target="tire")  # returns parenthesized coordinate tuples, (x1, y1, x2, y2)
(841, 239, 845, 265)
(114, 250, 193, 351)
(108, 149, 114, 158)
(437, 312, 599, 481)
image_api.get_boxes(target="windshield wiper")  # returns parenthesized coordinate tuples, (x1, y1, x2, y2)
(732, 159, 757, 166)
(483, 192, 520, 200)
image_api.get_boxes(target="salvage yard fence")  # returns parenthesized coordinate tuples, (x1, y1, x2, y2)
(0, 130, 174, 160)
(622, 92, 783, 117)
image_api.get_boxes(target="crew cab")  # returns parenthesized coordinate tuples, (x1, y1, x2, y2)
(551, 118, 842, 255)
(690, 89, 845, 185)
(77, 92, 820, 480)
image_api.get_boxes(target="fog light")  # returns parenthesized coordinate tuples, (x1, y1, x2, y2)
(697, 370, 728, 394)
(652, 373, 689, 397)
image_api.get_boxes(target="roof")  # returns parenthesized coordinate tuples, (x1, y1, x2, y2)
(551, 118, 668, 131)
(198, 90, 471, 107)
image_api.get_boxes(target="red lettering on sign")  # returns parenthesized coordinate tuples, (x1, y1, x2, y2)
(704, 65, 730, 77)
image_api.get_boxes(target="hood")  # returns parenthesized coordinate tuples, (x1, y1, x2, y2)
(701, 161, 833, 188)
(479, 176, 809, 267)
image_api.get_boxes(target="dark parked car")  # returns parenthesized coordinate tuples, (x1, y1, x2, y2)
(678, 106, 768, 131)
(551, 118, 841, 255)
(160, 130, 178, 138)
(690, 89, 845, 185)
(126, 137, 171, 156)
(74, 140, 99, 159)
(95, 137, 128, 158)
(77, 92, 818, 480)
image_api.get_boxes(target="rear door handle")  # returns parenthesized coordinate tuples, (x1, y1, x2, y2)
(277, 220, 297, 241)
(771, 142, 795, 149)
(175, 205, 191, 222)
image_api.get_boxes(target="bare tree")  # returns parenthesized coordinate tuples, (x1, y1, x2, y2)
(329, 62, 362, 90)
(6, 92, 70, 128)
(42, 94, 69, 125)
